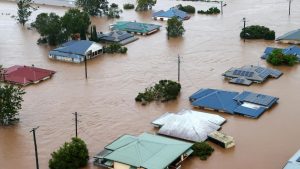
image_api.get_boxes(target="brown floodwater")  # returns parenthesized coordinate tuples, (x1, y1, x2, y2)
(1, 0, 300, 169)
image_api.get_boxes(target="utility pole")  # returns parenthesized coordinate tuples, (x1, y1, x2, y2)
(178, 55, 181, 83)
(73, 112, 78, 138)
(243, 17, 246, 42)
(84, 55, 87, 79)
(30, 127, 39, 169)
(220, 1, 223, 15)
(289, 0, 292, 16)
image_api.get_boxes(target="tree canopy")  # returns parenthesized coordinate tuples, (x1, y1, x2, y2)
(192, 142, 214, 160)
(49, 137, 89, 169)
(240, 25, 275, 40)
(166, 17, 185, 37)
(0, 67, 25, 126)
(76, 0, 109, 16)
(267, 49, 298, 66)
(136, 0, 156, 11)
(16, 0, 37, 26)
(177, 4, 195, 14)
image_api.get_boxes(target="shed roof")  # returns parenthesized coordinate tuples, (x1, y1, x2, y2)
(223, 65, 283, 85)
(102, 133, 193, 169)
(97, 30, 138, 45)
(111, 21, 161, 34)
(153, 7, 189, 20)
(3, 65, 55, 86)
(276, 29, 300, 41)
(152, 109, 226, 142)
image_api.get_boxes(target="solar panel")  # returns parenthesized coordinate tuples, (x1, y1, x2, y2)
(240, 71, 246, 76)
(233, 70, 240, 75)
(244, 72, 249, 77)
(255, 67, 265, 73)
(248, 72, 254, 77)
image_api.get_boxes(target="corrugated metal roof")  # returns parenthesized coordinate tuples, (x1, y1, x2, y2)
(229, 77, 252, 86)
(111, 21, 161, 34)
(283, 149, 300, 169)
(97, 30, 138, 45)
(233, 105, 266, 118)
(234, 91, 279, 108)
(153, 7, 189, 20)
(262, 46, 300, 61)
(276, 29, 300, 41)
(101, 133, 192, 169)
(152, 110, 226, 142)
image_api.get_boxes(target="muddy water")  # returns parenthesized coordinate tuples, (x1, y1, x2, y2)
(1, 0, 300, 169)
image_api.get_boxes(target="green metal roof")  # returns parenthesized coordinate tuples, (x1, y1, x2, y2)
(111, 21, 161, 34)
(103, 133, 193, 169)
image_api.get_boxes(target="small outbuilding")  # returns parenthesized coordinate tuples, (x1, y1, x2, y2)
(94, 132, 193, 169)
(276, 29, 300, 44)
(190, 88, 279, 118)
(151, 109, 226, 142)
(262, 45, 300, 62)
(110, 21, 161, 35)
(222, 65, 283, 86)
(2, 65, 55, 86)
(49, 40, 103, 63)
(152, 7, 190, 21)
(97, 30, 138, 45)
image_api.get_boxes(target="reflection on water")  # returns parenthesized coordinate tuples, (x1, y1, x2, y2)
(0, 0, 300, 169)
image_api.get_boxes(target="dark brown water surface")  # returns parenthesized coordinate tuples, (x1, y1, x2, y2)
(1, 0, 300, 169)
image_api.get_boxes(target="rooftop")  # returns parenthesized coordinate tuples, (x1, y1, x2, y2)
(284, 149, 300, 169)
(97, 30, 138, 45)
(262, 45, 300, 61)
(111, 21, 161, 34)
(153, 7, 190, 20)
(276, 29, 300, 41)
(223, 65, 283, 85)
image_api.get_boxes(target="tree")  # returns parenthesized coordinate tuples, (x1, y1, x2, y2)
(192, 142, 214, 160)
(267, 49, 298, 66)
(106, 3, 122, 18)
(49, 137, 89, 169)
(31, 13, 68, 45)
(166, 17, 185, 38)
(177, 4, 195, 14)
(76, 0, 109, 16)
(16, 0, 37, 26)
(240, 25, 275, 40)
(123, 3, 135, 10)
(136, 0, 156, 11)
(89, 25, 98, 42)
(61, 9, 91, 39)
(0, 68, 25, 125)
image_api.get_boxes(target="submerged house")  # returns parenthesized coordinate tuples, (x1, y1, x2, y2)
(276, 29, 300, 44)
(283, 149, 300, 169)
(2, 65, 55, 86)
(152, 7, 190, 21)
(49, 40, 103, 63)
(222, 65, 283, 86)
(97, 30, 138, 45)
(94, 132, 193, 169)
(261, 45, 300, 62)
(190, 88, 279, 118)
(151, 109, 226, 142)
(110, 21, 161, 35)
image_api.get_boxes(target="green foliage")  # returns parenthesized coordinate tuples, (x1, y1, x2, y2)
(49, 137, 89, 169)
(177, 4, 196, 14)
(61, 9, 91, 39)
(89, 25, 98, 42)
(166, 17, 185, 37)
(103, 43, 127, 54)
(16, 0, 37, 26)
(75, 0, 109, 16)
(267, 49, 298, 66)
(106, 3, 122, 18)
(240, 25, 275, 40)
(136, 0, 156, 11)
(198, 7, 220, 14)
(135, 80, 181, 104)
(123, 3, 135, 10)
(192, 142, 214, 160)
(0, 77, 25, 125)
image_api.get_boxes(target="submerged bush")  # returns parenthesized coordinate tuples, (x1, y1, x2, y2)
(198, 7, 220, 14)
(177, 4, 196, 14)
(123, 3, 135, 10)
(192, 142, 214, 160)
(103, 43, 128, 54)
(135, 80, 181, 104)
(267, 49, 298, 66)
(240, 25, 275, 40)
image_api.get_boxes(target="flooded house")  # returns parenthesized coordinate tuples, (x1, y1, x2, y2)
(208, 131, 235, 149)
(110, 21, 161, 35)
(1, 65, 55, 86)
(190, 88, 279, 118)
(152, 7, 190, 21)
(97, 30, 138, 45)
(93, 133, 193, 169)
(261, 45, 300, 62)
(48, 40, 103, 63)
(222, 65, 283, 86)
(276, 29, 300, 44)
(151, 109, 226, 142)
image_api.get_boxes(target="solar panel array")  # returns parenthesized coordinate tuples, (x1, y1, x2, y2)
(118, 34, 133, 41)
(258, 70, 270, 79)
(233, 70, 254, 77)
(242, 93, 278, 107)
(255, 67, 265, 73)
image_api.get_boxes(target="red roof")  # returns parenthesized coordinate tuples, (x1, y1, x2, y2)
(3, 65, 55, 86)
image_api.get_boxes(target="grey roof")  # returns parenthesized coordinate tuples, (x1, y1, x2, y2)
(284, 149, 300, 169)
(152, 109, 226, 142)
(233, 91, 279, 108)
(262, 46, 300, 61)
(152, 7, 190, 20)
(277, 29, 300, 41)
(222, 65, 283, 85)
(97, 30, 138, 45)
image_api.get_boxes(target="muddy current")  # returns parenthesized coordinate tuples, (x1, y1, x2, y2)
(0, 0, 300, 169)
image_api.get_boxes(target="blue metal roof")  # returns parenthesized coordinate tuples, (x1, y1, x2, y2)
(190, 89, 278, 118)
(153, 8, 189, 20)
(277, 29, 300, 41)
(261, 46, 300, 61)
(49, 40, 95, 59)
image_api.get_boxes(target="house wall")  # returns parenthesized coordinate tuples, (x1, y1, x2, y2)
(86, 43, 103, 56)
(114, 162, 130, 169)
(279, 40, 300, 44)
